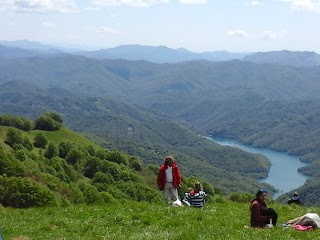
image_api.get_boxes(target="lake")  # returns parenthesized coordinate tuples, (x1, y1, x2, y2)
(208, 137, 308, 197)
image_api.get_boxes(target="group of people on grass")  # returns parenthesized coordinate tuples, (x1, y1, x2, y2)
(157, 155, 319, 230)
(157, 155, 206, 208)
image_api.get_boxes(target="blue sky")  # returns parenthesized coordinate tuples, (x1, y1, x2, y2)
(1, 0, 320, 52)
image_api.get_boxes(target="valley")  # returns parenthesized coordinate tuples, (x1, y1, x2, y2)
(1, 44, 320, 205)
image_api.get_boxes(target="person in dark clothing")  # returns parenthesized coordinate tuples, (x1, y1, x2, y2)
(250, 189, 278, 228)
(288, 192, 302, 205)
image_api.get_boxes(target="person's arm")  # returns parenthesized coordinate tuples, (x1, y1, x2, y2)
(157, 167, 164, 190)
(182, 193, 191, 206)
(251, 203, 269, 222)
(175, 166, 181, 186)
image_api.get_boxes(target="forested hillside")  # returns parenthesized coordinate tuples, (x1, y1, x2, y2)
(2, 54, 320, 204)
(0, 112, 227, 210)
(0, 82, 272, 195)
(0, 113, 172, 208)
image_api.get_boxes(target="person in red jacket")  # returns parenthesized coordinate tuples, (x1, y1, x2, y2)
(250, 188, 278, 228)
(157, 156, 181, 203)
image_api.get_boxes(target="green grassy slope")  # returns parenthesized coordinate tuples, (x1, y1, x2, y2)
(0, 201, 319, 240)
(0, 118, 167, 207)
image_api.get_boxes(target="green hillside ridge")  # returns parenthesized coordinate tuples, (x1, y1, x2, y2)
(2, 56, 320, 102)
(0, 114, 172, 208)
(0, 82, 273, 195)
(1, 201, 320, 239)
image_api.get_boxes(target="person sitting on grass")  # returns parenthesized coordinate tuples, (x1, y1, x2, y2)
(182, 181, 207, 208)
(287, 192, 302, 205)
(250, 188, 278, 228)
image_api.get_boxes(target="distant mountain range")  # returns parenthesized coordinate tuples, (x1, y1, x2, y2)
(243, 50, 320, 67)
(78, 44, 251, 63)
(2, 40, 320, 67)
(0, 43, 65, 58)
(0, 40, 251, 62)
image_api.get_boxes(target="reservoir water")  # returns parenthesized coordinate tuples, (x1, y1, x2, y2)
(208, 137, 308, 197)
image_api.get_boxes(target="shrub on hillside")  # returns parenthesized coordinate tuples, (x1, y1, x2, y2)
(100, 191, 117, 204)
(92, 171, 114, 184)
(36, 173, 84, 204)
(43, 112, 63, 124)
(202, 181, 216, 196)
(229, 192, 254, 203)
(147, 164, 159, 175)
(107, 150, 129, 166)
(86, 145, 96, 156)
(5, 128, 23, 147)
(22, 136, 33, 151)
(46, 157, 76, 183)
(0, 176, 56, 208)
(58, 142, 74, 158)
(0, 115, 33, 131)
(66, 148, 84, 165)
(34, 115, 61, 131)
(44, 143, 59, 159)
(79, 183, 104, 205)
(95, 149, 108, 160)
(116, 182, 162, 203)
(34, 133, 48, 148)
(5, 129, 33, 151)
(129, 156, 143, 171)
(14, 149, 28, 162)
(0, 152, 25, 177)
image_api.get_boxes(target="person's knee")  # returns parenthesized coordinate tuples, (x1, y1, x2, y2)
(266, 208, 278, 217)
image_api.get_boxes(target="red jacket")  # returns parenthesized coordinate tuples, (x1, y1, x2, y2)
(157, 164, 181, 189)
(250, 200, 270, 227)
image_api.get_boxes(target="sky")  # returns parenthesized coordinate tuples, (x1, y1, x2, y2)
(0, 0, 320, 52)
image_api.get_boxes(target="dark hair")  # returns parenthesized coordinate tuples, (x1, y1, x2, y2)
(304, 219, 317, 230)
(164, 156, 175, 165)
(250, 188, 268, 208)
(256, 188, 267, 198)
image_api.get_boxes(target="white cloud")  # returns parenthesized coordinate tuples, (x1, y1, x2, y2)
(42, 21, 56, 28)
(279, 0, 320, 13)
(97, 26, 122, 35)
(227, 29, 249, 38)
(249, 0, 264, 5)
(0, 0, 78, 13)
(260, 30, 279, 40)
(93, 0, 169, 7)
(179, 0, 207, 4)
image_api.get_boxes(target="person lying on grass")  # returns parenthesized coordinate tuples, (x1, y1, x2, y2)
(286, 213, 320, 230)
(250, 188, 278, 228)
(182, 181, 207, 208)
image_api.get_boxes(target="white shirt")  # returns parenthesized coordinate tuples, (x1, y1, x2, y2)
(165, 166, 173, 183)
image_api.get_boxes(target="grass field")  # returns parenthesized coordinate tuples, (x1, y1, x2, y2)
(1, 201, 320, 240)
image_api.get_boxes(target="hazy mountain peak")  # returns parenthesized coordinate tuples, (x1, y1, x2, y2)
(243, 50, 320, 67)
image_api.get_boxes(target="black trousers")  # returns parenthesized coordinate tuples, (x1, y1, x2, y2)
(264, 208, 278, 226)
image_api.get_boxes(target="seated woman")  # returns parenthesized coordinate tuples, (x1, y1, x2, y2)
(250, 189, 278, 228)
(287, 213, 320, 230)
(182, 182, 207, 207)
